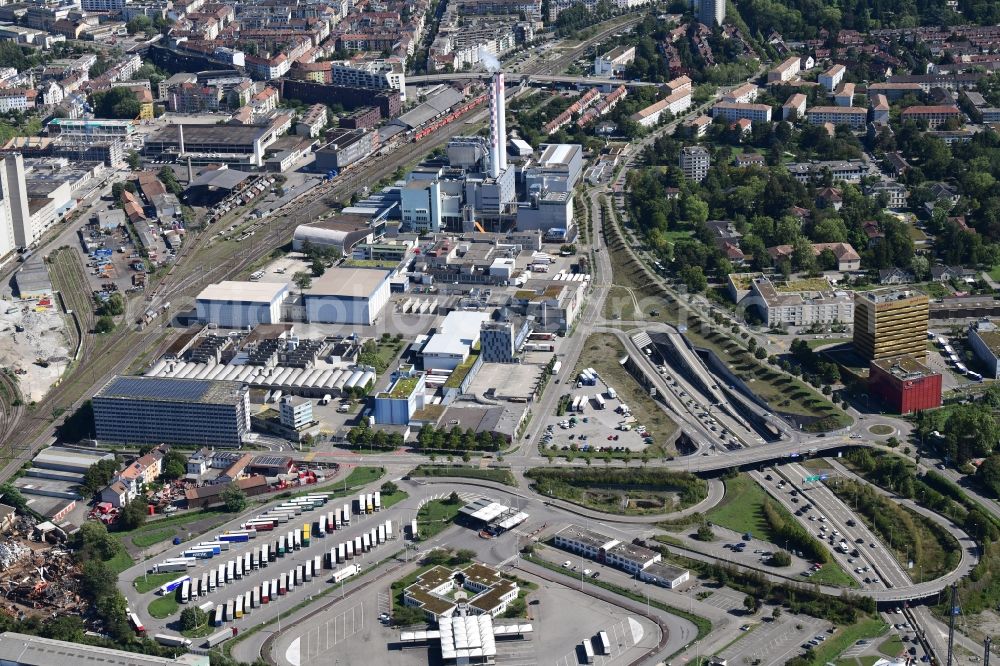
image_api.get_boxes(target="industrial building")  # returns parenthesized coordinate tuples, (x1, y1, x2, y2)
(968, 320, 1000, 378)
(303, 267, 391, 325)
(196, 281, 289, 328)
(142, 123, 279, 167)
(92, 376, 251, 447)
(853, 289, 929, 362)
(421, 310, 491, 370)
(868, 355, 942, 414)
(292, 216, 378, 253)
(0, 632, 209, 666)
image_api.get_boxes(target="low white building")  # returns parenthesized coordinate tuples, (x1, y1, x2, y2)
(421, 310, 491, 370)
(303, 267, 391, 326)
(196, 281, 288, 328)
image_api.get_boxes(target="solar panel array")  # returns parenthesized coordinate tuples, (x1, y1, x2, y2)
(102, 376, 212, 403)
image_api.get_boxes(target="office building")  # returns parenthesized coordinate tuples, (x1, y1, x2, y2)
(93, 376, 251, 447)
(593, 45, 635, 76)
(279, 395, 313, 429)
(303, 267, 391, 325)
(697, 0, 725, 26)
(679, 145, 710, 182)
(868, 355, 942, 414)
(374, 367, 426, 425)
(853, 289, 929, 362)
(196, 281, 288, 328)
(480, 315, 531, 363)
(329, 59, 406, 102)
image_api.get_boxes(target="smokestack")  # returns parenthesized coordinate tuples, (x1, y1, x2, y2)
(178, 124, 185, 157)
(488, 72, 500, 179)
(496, 72, 507, 172)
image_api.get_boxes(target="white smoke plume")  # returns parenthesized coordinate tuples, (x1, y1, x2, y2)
(478, 47, 501, 72)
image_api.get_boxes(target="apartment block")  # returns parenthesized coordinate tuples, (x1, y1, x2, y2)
(679, 145, 710, 182)
(711, 101, 772, 123)
(806, 106, 867, 129)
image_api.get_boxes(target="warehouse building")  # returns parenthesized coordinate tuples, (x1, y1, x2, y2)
(303, 267, 391, 325)
(196, 280, 289, 328)
(0, 632, 210, 666)
(93, 376, 251, 447)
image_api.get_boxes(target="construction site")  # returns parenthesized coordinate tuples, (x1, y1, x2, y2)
(0, 293, 71, 403)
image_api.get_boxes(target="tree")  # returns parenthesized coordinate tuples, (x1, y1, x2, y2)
(977, 454, 1000, 497)
(157, 166, 183, 195)
(451, 549, 476, 564)
(41, 615, 85, 642)
(221, 483, 247, 513)
(126, 150, 140, 170)
(95, 316, 115, 334)
(81, 458, 120, 496)
(771, 607, 782, 620)
(754, 347, 768, 360)
(392, 605, 427, 626)
(0, 483, 25, 512)
(310, 257, 326, 277)
(91, 87, 140, 119)
(161, 449, 187, 480)
(180, 606, 208, 631)
(695, 524, 715, 541)
(293, 271, 313, 292)
(119, 496, 148, 530)
(380, 481, 399, 495)
(767, 551, 792, 567)
(446, 491, 460, 505)
(72, 520, 122, 562)
(79, 559, 116, 601)
(743, 594, 760, 614)
(944, 405, 999, 463)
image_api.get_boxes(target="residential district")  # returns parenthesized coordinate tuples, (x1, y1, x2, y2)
(3, 0, 1000, 663)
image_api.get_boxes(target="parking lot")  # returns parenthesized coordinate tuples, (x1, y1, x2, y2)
(542, 381, 652, 454)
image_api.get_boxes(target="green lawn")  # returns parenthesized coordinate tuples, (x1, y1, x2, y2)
(106, 549, 135, 575)
(409, 465, 517, 486)
(878, 635, 904, 657)
(705, 475, 856, 587)
(381, 491, 408, 509)
(134, 572, 185, 594)
(132, 528, 176, 549)
(808, 618, 888, 665)
(805, 338, 850, 350)
(990, 265, 1000, 282)
(181, 623, 216, 639)
(810, 564, 857, 587)
(148, 594, 179, 619)
(416, 499, 462, 540)
(706, 474, 771, 537)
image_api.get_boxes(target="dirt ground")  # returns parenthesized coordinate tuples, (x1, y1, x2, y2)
(0, 293, 71, 402)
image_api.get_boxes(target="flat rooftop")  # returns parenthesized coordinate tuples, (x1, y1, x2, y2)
(0, 632, 207, 666)
(304, 267, 389, 299)
(96, 376, 245, 405)
(872, 355, 938, 380)
(537, 143, 580, 168)
(857, 288, 928, 305)
(555, 524, 619, 550)
(197, 280, 288, 303)
(147, 123, 267, 145)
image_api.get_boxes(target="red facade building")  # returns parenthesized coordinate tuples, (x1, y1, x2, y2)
(868, 355, 942, 414)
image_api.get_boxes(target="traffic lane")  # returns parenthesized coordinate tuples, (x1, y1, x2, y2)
(783, 463, 909, 586)
(768, 465, 908, 588)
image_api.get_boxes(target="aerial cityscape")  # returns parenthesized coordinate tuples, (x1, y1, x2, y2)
(2, 0, 1000, 664)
